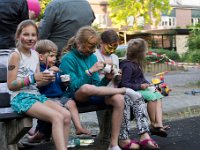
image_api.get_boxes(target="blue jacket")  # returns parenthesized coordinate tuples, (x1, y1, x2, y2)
(38, 63, 64, 98)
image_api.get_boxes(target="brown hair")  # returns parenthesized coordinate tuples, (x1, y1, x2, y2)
(61, 26, 99, 56)
(35, 40, 58, 54)
(15, 20, 38, 47)
(101, 29, 119, 44)
(127, 38, 148, 69)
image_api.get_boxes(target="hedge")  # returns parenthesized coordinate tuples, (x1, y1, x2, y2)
(146, 49, 180, 63)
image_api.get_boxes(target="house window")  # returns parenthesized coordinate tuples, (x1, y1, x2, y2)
(192, 17, 200, 25)
(94, 14, 108, 27)
(160, 16, 176, 27)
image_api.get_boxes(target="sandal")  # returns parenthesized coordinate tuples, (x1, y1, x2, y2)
(150, 127, 168, 137)
(120, 140, 140, 150)
(139, 139, 160, 150)
(163, 125, 171, 131)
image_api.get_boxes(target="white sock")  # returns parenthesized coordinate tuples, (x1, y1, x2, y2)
(108, 145, 121, 150)
(125, 88, 142, 100)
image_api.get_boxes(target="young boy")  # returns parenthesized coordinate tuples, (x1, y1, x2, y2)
(28, 39, 90, 143)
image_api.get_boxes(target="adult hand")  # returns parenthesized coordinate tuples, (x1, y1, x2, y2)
(141, 83, 149, 90)
(89, 61, 105, 73)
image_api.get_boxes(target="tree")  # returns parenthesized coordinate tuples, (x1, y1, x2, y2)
(38, 0, 52, 19)
(108, 0, 172, 30)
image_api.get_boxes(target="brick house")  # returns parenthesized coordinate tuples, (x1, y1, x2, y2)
(88, 0, 200, 29)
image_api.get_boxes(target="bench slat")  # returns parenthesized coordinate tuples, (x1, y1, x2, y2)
(0, 93, 10, 108)
(78, 105, 111, 113)
(0, 67, 7, 83)
(0, 108, 24, 121)
(0, 104, 112, 121)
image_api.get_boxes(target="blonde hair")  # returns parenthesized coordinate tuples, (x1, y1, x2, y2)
(35, 40, 58, 54)
(15, 20, 38, 47)
(127, 38, 148, 69)
(61, 26, 99, 56)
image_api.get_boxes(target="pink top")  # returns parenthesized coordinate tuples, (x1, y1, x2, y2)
(27, 0, 41, 18)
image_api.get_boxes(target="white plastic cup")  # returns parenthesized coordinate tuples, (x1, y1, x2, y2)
(43, 70, 54, 75)
(148, 86, 156, 92)
(103, 64, 112, 73)
(60, 75, 70, 82)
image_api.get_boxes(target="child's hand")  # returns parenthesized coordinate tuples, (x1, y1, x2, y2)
(35, 72, 55, 82)
(49, 66, 59, 73)
(141, 83, 149, 90)
(89, 61, 105, 73)
(105, 72, 114, 80)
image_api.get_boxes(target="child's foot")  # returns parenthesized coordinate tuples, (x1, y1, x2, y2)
(119, 139, 140, 150)
(125, 88, 142, 100)
(28, 127, 37, 136)
(76, 128, 91, 135)
(28, 131, 46, 143)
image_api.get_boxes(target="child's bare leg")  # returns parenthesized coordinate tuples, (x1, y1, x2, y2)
(75, 84, 126, 102)
(105, 94, 124, 148)
(26, 101, 66, 150)
(65, 100, 91, 135)
(147, 101, 156, 127)
(45, 100, 71, 146)
(154, 100, 163, 127)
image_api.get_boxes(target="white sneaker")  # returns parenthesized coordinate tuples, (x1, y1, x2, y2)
(108, 145, 121, 150)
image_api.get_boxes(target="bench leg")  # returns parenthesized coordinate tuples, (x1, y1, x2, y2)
(96, 110, 112, 143)
(0, 122, 9, 150)
(8, 144, 18, 150)
(6, 117, 32, 145)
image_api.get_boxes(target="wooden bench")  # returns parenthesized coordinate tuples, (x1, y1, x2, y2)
(0, 66, 112, 150)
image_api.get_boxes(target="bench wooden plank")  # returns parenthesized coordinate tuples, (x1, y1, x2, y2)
(0, 104, 111, 121)
(0, 93, 10, 108)
(0, 66, 7, 83)
(78, 105, 111, 113)
(6, 117, 32, 145)
(0, 108, 24, 121)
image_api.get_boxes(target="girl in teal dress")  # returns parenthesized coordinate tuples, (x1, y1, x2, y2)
(120, 38, 168, 138)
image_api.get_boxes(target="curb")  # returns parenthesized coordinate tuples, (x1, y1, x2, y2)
(163, 105, 200, 121)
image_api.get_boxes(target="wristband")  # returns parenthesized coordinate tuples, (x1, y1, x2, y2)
(88, 69, 93, 76)
(85, 70, 92, 76)
(21, 79, 25, 87)
(28, 74, 36, 84)
(24, 76, 30, 86)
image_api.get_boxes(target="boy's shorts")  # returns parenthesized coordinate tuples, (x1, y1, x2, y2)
(48, 96, 71, 107)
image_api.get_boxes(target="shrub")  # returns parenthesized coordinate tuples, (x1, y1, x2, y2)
(187, 23, 200, 51)
(115, 45, 127, 58)
(188, 50, 200, 63)
(146, 49, 180, 63)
